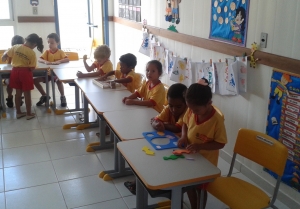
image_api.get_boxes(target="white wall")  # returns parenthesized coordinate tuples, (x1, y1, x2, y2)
(109, 0, 300, 207)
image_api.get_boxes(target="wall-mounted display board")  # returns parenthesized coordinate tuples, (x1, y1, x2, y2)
(119, 0, 141, 22)
(209, 0, 250, 47)
(266, 69, 300, 193)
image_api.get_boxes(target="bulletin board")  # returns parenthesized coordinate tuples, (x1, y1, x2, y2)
(266, 69, 300, 193)
(209, 0, 250, 47)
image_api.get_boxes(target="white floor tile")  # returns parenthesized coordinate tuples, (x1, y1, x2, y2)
(112, 176, 136, 197)
(47, 138, 91, 160)
(52, 154, 104, 181)
(0, 193, 5, 209)
(2, 129, 45, 149)
(2, 106, 35, 121)
(37, 115, 76, 129)
(34, 106, 55, 117)
(1, 117, 40, 134)
(59, 175, 121, 209)
(6, 183, 67, 209)
(0, 151, 3, 169)
(95, 149, 115, 171)
(74, 198, 129, 209)
(4, 161, 57, 191)
(42, 127, 84, 142)
(123, 194, 169, 209)
(3, 144, 51, 167)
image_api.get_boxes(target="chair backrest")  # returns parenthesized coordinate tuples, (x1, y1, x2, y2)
(134, 72, 146, 90)
(0, 50, 7, 64)
(64, 52, 79, 61)
(234, 129, 288, 176)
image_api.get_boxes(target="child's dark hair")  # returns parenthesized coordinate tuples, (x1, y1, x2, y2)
(186, 83, 212, 106)
(26, 33, 44, 53)
(11, 35, 24, 46)
(119, 53, 137, 69)
(147, 60, 163, 76)
(47, 33, 60, 43)
(167, 83, 187, 102)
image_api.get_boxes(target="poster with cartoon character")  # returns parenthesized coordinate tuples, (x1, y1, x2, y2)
(266, 70, 300, 193)
(170, 57, 192, 87)
(209, 0, 250, 47)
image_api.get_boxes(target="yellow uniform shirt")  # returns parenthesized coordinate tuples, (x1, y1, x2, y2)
(6, 44, 36, 68)
(93, 60, 113, 76)
(40, 49, 67, 62)
(136, 81, 165, 113)
(183, 107, 227, 166)
(115, 70, 136, 93)
(155, 105, 187, 128)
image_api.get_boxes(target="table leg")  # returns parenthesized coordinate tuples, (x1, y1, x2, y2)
(51, 70, 56, 109)
(45, 70, 50, 112)
(0, 74, 6, 117)
(136, 177, 148, 209)
(59, 83, 83, 114)
(170, 187, 182, 209)
(199, 189, 204, 209)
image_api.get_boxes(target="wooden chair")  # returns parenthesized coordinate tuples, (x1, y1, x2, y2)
(207, 128, 288, 209)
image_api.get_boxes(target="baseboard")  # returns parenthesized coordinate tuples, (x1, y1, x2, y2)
(220, 150, 300, 209)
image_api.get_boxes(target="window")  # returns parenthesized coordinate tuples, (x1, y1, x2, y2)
(0, 0, 15, 49)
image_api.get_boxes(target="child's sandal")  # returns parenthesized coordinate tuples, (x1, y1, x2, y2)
(26, 113, 36, 120)
(17, 112, 26, 119)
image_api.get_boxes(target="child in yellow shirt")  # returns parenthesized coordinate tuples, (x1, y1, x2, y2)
(77, 45, 113, 78)
(35, 33, 69, 107)
(124, 83, 187, 195)
(123, 60, 165, 113)
(98, 53, 137, 93)
(178, 82, 227, 209)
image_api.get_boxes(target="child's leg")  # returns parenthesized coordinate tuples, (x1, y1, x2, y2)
(6, 85, 14, 108)
(187, 188, 198, 209)
(15, 89, 23, 114)
(56, 80, 64, 96)
(33, 77, 47, 95)
(7, 85, 13, 97)
(23, 90, 33, 116)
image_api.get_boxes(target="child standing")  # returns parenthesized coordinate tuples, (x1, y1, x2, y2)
(98, 53, 137, 93)
(1, 33, 44, 120)
(178, 82, 227, 209)
(76, 45, 113, 78)
(35, 33, 69, 107)
(124, 83, 187, 195)
(122, 60, 165, 113)
(5, 35, 25, 108)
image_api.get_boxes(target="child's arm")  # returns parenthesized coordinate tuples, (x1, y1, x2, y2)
(98, 71, 115, 81)
(186, 141, 225, 153)
(38, 58, 51, 65)
(164, 123, 181, 133)
(122, 92, 138, 104)
(77, 71, 101, 78)
(151, 119, 165, 131)
(53, 57, 69, 64)
(114, 77, 133, 84)
(177, 123, 188, 148)
(124, 99, 154, 106)
(83, 56, 95, 72)
(1, 52, 8, 62)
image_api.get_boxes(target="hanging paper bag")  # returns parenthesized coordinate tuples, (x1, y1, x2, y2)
(226, 60, 239, 94)
(151, 46, 166, 74)
(236, 57, 247, 93)
(194, 62, 216, 93)
(167, 52, 175, 75)
(214, 62, 236, 95)
(170, 57, 192, 87)
(138, 32, 150, 57)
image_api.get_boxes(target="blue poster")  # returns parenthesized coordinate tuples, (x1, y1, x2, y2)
(266, 70, 300, 192)
(209, 0, 250, 47)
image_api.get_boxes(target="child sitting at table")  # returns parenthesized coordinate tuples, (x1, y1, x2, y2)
(178, 81, 227, 209)
(97, 53, 138, 93)
(5, 35, 25, 108)
(2, 33, 44, 120)
(76, 44, 113, 78)
(124, 83, 187, 195)
(122, 60, 165, 113)
(34, 33, 69, 107)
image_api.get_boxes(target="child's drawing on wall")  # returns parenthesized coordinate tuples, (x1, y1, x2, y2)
(209, 0, 249, 47)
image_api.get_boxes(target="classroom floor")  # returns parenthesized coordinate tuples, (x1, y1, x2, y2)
(0, 83, 291, 209)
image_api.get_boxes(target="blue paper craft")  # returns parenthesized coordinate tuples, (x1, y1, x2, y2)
(142, 130, 178, 150)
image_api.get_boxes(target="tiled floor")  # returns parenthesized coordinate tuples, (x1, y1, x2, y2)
(0, 84, 291, 209)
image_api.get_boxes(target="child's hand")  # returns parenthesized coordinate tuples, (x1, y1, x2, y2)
(152, 120, 165, 132)
(122, 97, 128, 104)
(124, 99, 135, 105)
(186, 143, 201, 153)
(150, 117, 155, 124)
(83, 55, 87, 61)
(98, 76, 106, 81)
(177, 137, 188, 149)
(77, 71, 84, 78)
(44, 61, 51, 65)
(51, 61, 59, 65)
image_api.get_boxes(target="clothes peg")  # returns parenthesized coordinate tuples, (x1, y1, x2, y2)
(225, 59, 228, 66)
(210, 59, 212, 66)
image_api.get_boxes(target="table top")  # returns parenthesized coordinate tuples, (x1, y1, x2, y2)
(103, 108, 158, 141)
(85, 91, 147, 115)
(37, 59, 93, 69)
(0, 64, 48, 72)
(53, 67, 86, 83)
(75, 78, 127, 94)
(117, 139, 221, 190)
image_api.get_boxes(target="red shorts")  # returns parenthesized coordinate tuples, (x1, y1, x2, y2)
(10, 67, 34, 91)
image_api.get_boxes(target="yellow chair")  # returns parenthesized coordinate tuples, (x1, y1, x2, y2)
(207, 128, 288, 209)
(163, 84, 169, 106)
(134, 72, 146, 91)
(64, 51, 79, 61)
(0, 50, 7, 64)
